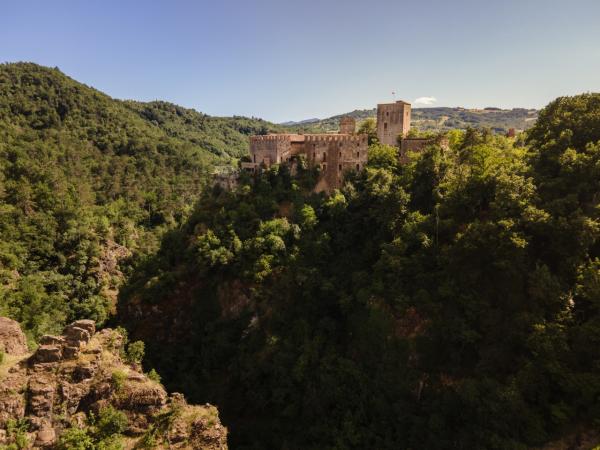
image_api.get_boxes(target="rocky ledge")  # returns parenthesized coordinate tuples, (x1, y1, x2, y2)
(0, 317, 227, 449)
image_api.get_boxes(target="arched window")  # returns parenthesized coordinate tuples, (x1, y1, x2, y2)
(356, 164, 360, 171)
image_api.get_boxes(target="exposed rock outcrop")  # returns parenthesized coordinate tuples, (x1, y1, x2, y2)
(0, 316, 28, 355)
(0, 318, 227, 449)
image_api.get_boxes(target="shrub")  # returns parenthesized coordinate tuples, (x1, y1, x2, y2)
(93, 406, 128, 440)
(147, 368, 161, 384)
(111, 370, 127, 392)
(5, 418, 30, 449)
(56, 427, 94, 450)
(125, 340, 145, 365)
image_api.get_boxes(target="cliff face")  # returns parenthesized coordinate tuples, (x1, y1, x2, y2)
(0, 317, 227, 449)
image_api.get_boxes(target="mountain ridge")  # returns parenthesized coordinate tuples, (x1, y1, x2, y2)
(284, 106, 538, 133)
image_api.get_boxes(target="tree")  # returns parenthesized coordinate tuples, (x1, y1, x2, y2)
(357, 118, 378, 145)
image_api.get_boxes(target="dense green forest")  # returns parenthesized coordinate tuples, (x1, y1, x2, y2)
(120, 94, 600, 449)
(0, 62, 283, 341)
(2, 61, 600, 449)
(289, 106, 538, 134)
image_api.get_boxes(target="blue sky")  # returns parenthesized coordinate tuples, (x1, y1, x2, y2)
(2, 0, 599, 122)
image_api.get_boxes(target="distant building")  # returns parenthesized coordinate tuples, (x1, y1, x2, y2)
(506, 128, 516, 138)
(399, 135, 450, 164)
(339, 116, 356, 134)
(376, 100, 411, 146)
(241, 97, 447, 193)
(246, 130, 368, 193)
(376, 99, 447, 158)
(213, 166, 239, 191)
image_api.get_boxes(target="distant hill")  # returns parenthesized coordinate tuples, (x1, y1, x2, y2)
(0, 62, 285, 338)
(280, 118, 320, 126)
(286, 107, 538, 134)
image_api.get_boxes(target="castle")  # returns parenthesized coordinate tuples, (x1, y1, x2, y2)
(240, 99, 444, 192)
(242, 120, 368, 192)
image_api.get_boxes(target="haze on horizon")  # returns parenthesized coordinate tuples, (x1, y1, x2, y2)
(2, 0, 599, 123)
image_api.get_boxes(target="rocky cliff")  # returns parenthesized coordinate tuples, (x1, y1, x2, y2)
(0, 317, 227, 449)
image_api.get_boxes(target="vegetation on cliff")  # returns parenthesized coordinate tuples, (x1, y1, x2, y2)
(0, 62, 283, 340)
(0, 317, 227, 449)
(121, 94, 600, 449)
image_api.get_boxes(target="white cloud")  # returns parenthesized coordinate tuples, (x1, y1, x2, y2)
(414, 96, 437, 106)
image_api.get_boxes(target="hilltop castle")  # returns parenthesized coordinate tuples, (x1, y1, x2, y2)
(239, 99, 443, 192)
(243, 119, 368, 192)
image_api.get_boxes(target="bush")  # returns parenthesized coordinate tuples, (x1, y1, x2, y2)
(5, 418, 30, 449)
(93, 406, 128, 440)
(125, 340, 145, 365)
(111, 370, 127, 392)
(56, 427, 94, 450)
(147, 368, 161, 384)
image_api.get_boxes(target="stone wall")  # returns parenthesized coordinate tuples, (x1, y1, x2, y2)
(305, 134, 368, 192)
(249, 134, 306, 166)
(400, 136, 450, 163)
(339, 116, 356, 134)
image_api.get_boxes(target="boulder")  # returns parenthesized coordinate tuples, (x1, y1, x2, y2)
(31, 345, 62, 364)
(64, 320, 95, 337)
(72, 364, 96, 382)
(35, 423, 56, 447)
(62, 345, 80, 360)
(0, 317, 28, 355)
(64, 327, 91, 346)
(39, 335, 65, 346)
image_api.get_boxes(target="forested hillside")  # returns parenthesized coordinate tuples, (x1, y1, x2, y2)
(289, 106, 538, 134)
(121, 94, 600, 449)
(0, 62, 282, 340)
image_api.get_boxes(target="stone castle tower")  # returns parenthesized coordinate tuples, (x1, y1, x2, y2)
(339, 116, 356, 134)
(376, 100, 411, 146)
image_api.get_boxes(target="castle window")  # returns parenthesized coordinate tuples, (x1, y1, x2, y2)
(384, 122, 388, 131)
(322, 163, 327, 172)
(253, 154, 256, 163)
(339, 151, 341, 157)
(357, 151, 360, 158)
(338, 164, 342, 171)
(323, 152, 327, 162)
(356, 164, 360, 171)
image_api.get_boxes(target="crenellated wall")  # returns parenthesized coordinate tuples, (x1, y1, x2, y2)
(249, 132, 368, 192)
(249, 134, 305, 166)
(305, 134, 368, 192)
